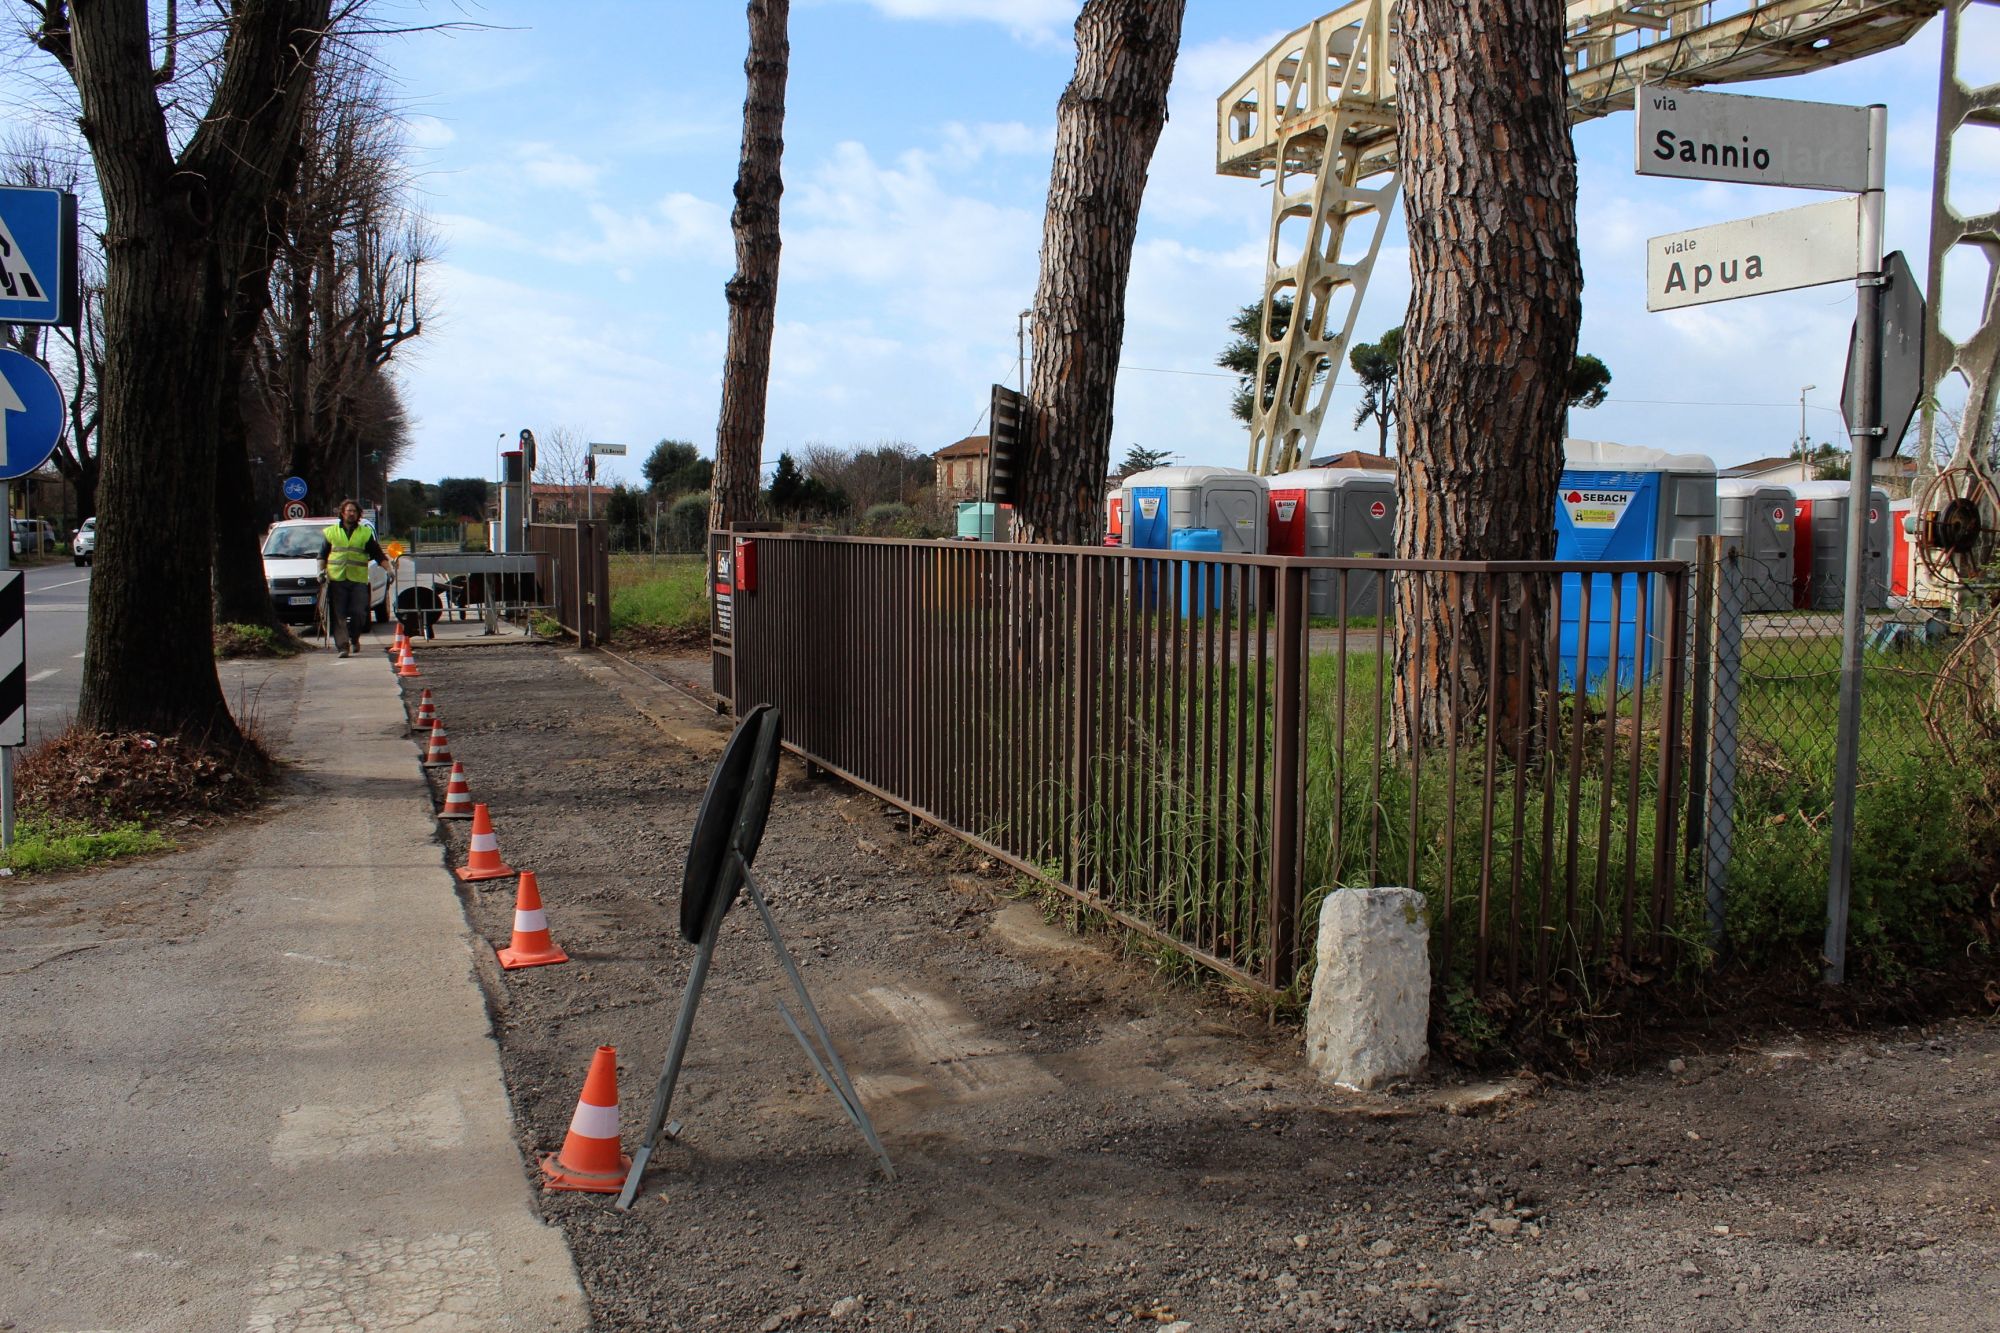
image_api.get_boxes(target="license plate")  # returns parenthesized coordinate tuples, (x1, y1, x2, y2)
(288, 595, 314, 605)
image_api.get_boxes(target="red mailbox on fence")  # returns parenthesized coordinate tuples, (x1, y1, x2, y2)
(734, 536, 758, 594)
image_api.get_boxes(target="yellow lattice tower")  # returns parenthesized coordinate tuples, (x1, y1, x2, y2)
(1219, 0, 1944, 476)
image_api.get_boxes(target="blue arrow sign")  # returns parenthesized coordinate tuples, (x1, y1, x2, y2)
(282, 475, 308, 501)
(0, 188, 79, 326)
(0, 350, 63, 482)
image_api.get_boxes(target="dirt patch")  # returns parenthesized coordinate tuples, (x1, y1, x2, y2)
(19, 726, 274, 828)
(410, 646, 2000, 1333)
(610, 623, 709, 653)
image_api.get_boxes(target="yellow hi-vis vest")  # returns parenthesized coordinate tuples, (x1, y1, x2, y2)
(324, 522, 375, 583)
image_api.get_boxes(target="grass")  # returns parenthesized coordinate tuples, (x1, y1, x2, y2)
(609, 554, 708, 640)
(0, 817, 170, 874)
(966, 618, 1991, 1001)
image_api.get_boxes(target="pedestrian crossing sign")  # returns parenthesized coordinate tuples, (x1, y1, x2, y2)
(0, 188, 79, 327)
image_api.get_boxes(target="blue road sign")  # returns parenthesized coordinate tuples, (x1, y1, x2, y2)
(0, 350, 63, 481)
(0, 188, 79, 326)
(283, 475, 308, 502)
(0, 348, 62, 482)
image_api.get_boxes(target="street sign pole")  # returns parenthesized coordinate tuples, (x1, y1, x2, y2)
(1822, 104, 1888, 986)
(0, 321, 11, 850)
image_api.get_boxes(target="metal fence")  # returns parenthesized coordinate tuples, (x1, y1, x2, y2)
(1689, 537, 1984, 952)
(725, 533, 1693, 997)
(527, 521, 612, 647)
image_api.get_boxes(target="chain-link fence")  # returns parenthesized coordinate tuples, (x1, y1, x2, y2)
(1692, 537, 1990, 970)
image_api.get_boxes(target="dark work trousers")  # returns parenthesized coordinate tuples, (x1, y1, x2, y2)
(328, 579, 371, 651)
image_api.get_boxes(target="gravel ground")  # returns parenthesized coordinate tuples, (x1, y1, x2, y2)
(412, 644, 2000, 1333)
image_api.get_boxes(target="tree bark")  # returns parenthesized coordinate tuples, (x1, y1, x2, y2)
(48, 1, 330, 743)
(1390, 0, 1582, 747)
(709, 0, 789, 535)
(1016, 0, 1185, 546)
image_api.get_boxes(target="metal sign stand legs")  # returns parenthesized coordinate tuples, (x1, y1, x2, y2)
(616, 851, 894, 1210)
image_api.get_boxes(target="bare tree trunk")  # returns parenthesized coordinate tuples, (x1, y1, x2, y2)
(40, 0, 331, 744)
(709, 0, 789, 535)
(1391, 0, 1581, 747)
(1015, 0, 1185, 546)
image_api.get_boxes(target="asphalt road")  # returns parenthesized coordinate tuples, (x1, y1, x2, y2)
(18, 560, 88, 746)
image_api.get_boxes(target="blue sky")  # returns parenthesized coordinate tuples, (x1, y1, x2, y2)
(375, 0, 1997, 489)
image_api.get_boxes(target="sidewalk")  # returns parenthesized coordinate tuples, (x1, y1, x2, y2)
(0, 643, 587, 1332)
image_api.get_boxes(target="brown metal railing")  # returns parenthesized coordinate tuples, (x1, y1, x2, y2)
(727, 533, 1690, 996)
(527, 521, 612, 648)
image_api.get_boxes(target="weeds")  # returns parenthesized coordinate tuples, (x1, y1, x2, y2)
(0, 817, 169, 874)
(214, 622, 299, 658)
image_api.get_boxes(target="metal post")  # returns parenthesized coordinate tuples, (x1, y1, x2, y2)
(1824, 104, 1887, 985)
(1, 514, 12, 851)
(1705, 544, 1743, 953)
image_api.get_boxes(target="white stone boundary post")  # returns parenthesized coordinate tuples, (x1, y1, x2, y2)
(1305, 887, 1430, 1090)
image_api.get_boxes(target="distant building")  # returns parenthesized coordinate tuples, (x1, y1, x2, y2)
(528, 480, 616, 523)
(934, 435, 990, 502)
(1723, 452, 1921, 496)
(1720, 455, 1813, 483)
(1308, 449, 1397, 473)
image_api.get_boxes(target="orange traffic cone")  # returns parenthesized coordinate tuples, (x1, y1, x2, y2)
(411, 688, 436, 734)
(396, 643, 421, 678)
(497, 871, 569, 969)
(455, 803, 516, 882)
(438, 761, 475, 819)
(420, 720, 454, 768)
(387, 623, 408, 660)
(541, 1046, 630, 1193)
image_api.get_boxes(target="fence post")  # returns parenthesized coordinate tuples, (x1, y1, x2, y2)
(1684, 537, 1716, 906)
(1704, 544, 1744, 953)
(1267, 563, 1307, 989)
(1070, 551, 1095, 891)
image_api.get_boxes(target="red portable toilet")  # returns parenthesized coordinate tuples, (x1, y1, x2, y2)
(1268, 467, 1397, 615)
(1791, 481, 1891, 610)
(1104, 494, 1124, 546)
(1890, 496, 1914, 597)
(1267, 484, 1308, 557)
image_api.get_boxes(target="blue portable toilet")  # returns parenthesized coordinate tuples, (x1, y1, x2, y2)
(1555, 439, 1717, 688)
(1171, 527, 1224, 616)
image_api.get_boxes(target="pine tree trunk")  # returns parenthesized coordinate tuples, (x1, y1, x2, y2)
(53, 1, 330, 743)
(709, 0, 789, 535)
(1016, 0, 1185, 546)
(1390, 0, 1581, 748)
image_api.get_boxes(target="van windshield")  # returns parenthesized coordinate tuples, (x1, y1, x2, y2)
(262, 527, 326, 558)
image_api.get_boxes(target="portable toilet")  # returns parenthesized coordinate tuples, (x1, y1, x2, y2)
(1267, 468, 1397, 615)
(1890, 496, 1914, 598)
(1103, 493, 1124, 547)
(1790, 480, 1891, 611)
(956, 501, 1013, 542)
(1120, 466, 1268, 555)
(1555, 439, 1718, 686)
(1716, 479, 1795, 613)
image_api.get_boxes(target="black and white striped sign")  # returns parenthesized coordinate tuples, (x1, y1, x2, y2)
(0, 572, 22, 746)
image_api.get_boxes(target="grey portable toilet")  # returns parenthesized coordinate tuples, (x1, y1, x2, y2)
(1555, 439, 1718, 685)
(1716, 479, 1795, 613)
(1790, 480, 1891, 611)
(1266, 468, 1396, 615)
(1120, 466, 1268, 555)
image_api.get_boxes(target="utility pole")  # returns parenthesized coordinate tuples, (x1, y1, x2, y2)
(1797, 384, 1816, 480)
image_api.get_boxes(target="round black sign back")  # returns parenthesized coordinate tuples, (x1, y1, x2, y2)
(679, 704, 782, 943)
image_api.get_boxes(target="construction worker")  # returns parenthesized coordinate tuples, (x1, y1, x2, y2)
(318, 499, 395, 658)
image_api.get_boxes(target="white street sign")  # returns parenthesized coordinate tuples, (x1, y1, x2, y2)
(1646, 196, 1859, 312)
(588, 442, 628, 456)
(1636, 85, 1870, 192)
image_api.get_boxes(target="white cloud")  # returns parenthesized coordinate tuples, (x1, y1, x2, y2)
(405, 116, 457, 149)
(845, 0, 1079, 41)
(515, 143, 605, 192)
